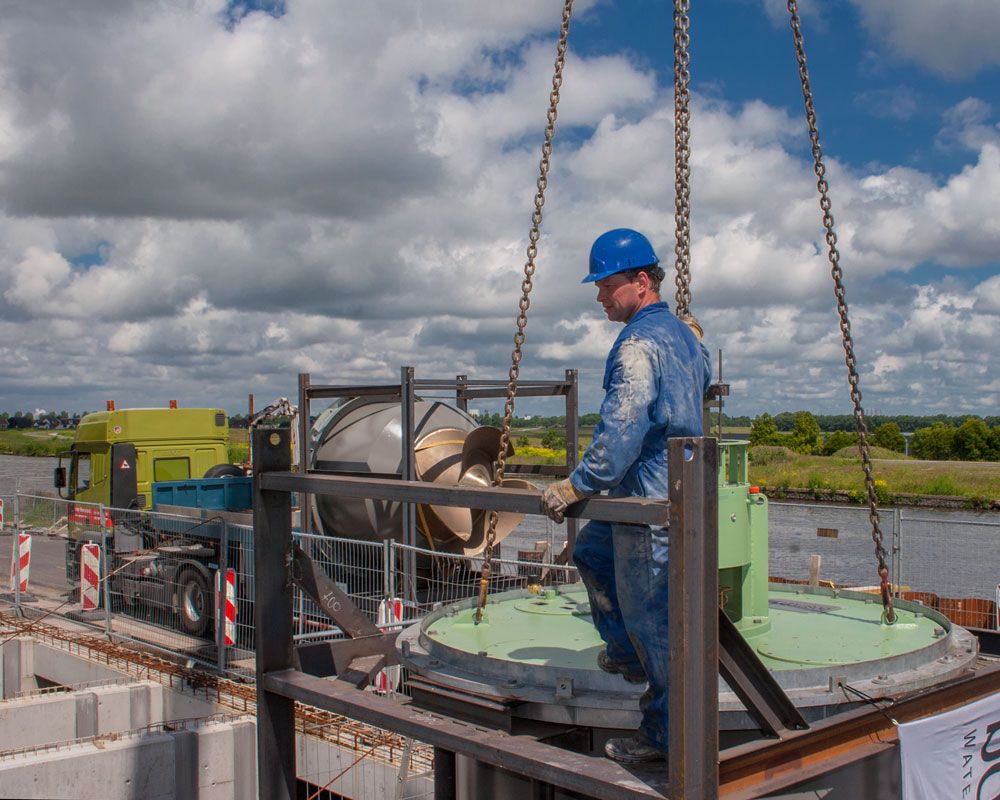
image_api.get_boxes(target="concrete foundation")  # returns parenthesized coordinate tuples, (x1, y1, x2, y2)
(0, 717, 257, 800)
(0, 634, 433, 800)
(0, 636, 256, 799)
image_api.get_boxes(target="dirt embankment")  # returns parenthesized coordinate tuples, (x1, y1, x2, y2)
(763, 485, 999, 511)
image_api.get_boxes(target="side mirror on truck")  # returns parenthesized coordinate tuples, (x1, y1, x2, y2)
(53, 467, 66, 488)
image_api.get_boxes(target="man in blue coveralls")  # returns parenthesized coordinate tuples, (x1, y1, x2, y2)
(541, 228, 711, 765)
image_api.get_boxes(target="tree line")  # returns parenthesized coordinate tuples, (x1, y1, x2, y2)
(477, 409, 999, 462)
(728, 412, 1000, 432)
(749, 411, 1000, 462)
(2, 410, 262, 430)
(1, 410, 80, 429)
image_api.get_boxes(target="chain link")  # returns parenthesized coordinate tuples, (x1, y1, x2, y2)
(475, 0, 574, 624)
(786, 0, 894, 623)
(673, 0, 693, 318)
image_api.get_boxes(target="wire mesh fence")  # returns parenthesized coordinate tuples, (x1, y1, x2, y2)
(896, 510, 1000, 630)
(769, 501, 1000, 629)
(3, 493, 577, 681)
(768, 501, 900, 589)
(5, 492, 1000, 684)
(394, 540, 578, 621)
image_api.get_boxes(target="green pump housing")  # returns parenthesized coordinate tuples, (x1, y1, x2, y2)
(717, 441, 770, 636)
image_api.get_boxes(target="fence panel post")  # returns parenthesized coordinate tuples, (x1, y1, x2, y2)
(892, 506, 903, 596)
(383, 538, 391, 599)
(12, 494, 21, 617)
(12, 526, 22, 616)
(217, 519, 230, 674)
(388, 539, 397, 610)
(103, 529, 113, 635)
(896, 509, 906, 594)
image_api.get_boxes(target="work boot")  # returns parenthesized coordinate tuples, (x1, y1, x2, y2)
(604, 735, 666, 765)
(597, 648, 646, 684)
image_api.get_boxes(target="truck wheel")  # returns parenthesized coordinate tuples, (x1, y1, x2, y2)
(176, 567, 211, 638)
(204, 464, 244, 478)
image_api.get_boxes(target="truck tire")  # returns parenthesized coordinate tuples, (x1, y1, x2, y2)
(176, 566, 212, 638)
(204, 464, 244, 478)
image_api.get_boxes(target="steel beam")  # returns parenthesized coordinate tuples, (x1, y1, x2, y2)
(460, 386, 568, 399)
(294, 634, 398, 680)
(719, 660, 1000, 795)
(505, 464, 571, 476)
(261, 668, 668, 799)
(717, 608, 807, 737)
(564, 368, 580, 555)
(259, 471, 670, 526)
(668, 437, 720, 800)
(401, 366, 418, 602)
(297, 372, 312, 534)
(413, 379, 568, 390)
(290, 543, 381, 638)
(305, 384, 404, 399)
(434, 747, 457, 800)
(253, 428, 296, 800)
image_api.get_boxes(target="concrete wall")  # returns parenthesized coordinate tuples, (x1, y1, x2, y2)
(0, 718, 257, 800)
(1, 637, 37, 698)
(0, 634, 432, 799)
(0, 636, 258, 799)
(2, 636, 125, 697)
(299, 733, 434, 799)
(0, 681, 221, 749)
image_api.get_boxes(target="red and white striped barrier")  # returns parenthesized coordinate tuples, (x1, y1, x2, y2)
(374, 597, 404, 692)
(80, 543, 101, 610)
(216, 568, 236, 646)
(9, 533, 30, 593)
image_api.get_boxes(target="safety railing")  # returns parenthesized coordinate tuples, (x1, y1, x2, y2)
(5, 491, 999, 682)
(250, 428, 718, 800)
(2, 492, 580, 681)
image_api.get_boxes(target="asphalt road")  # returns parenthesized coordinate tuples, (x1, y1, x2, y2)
(1, 529, 70, 597)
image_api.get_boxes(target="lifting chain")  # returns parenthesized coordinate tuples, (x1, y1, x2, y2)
(475, 0, 574, 624)
(786, 0, 895, 623)
(673, 0, 693, 318)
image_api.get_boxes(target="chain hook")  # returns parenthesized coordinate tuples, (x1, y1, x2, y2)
(673, 0, 693, 318)
(786, 0, 891, 622)
(475, 0, 575, 624)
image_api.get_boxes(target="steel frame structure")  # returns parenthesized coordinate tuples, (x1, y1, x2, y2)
(252, 425, 1000, 799)
(296, 369, 582, 567)
(253, 427, 724, 799)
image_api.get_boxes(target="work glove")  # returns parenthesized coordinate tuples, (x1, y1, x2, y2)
(678, 313, 704, 341)
(541, 478, 591, 524)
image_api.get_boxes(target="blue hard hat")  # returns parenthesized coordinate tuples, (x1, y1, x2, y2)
(584, 228, 659, 283)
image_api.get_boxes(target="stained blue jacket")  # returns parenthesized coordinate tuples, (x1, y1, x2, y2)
(570, 302, 712, 500)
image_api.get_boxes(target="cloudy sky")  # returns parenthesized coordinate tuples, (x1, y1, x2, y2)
(1, 0, 998, 418)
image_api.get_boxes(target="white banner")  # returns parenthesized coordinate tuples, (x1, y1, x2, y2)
(900, 690, 1000, 799)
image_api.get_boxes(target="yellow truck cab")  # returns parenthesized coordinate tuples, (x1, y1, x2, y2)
(54, 404, 239, 632)
(55, 406, 232, 511)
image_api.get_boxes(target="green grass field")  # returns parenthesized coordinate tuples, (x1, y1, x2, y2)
(0, 429, 76, 456)
(508, 432, 999, 503)
(747, 446, 998, 503)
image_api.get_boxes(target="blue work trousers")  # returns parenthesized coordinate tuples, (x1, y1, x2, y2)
(573, 519, 669, 751)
